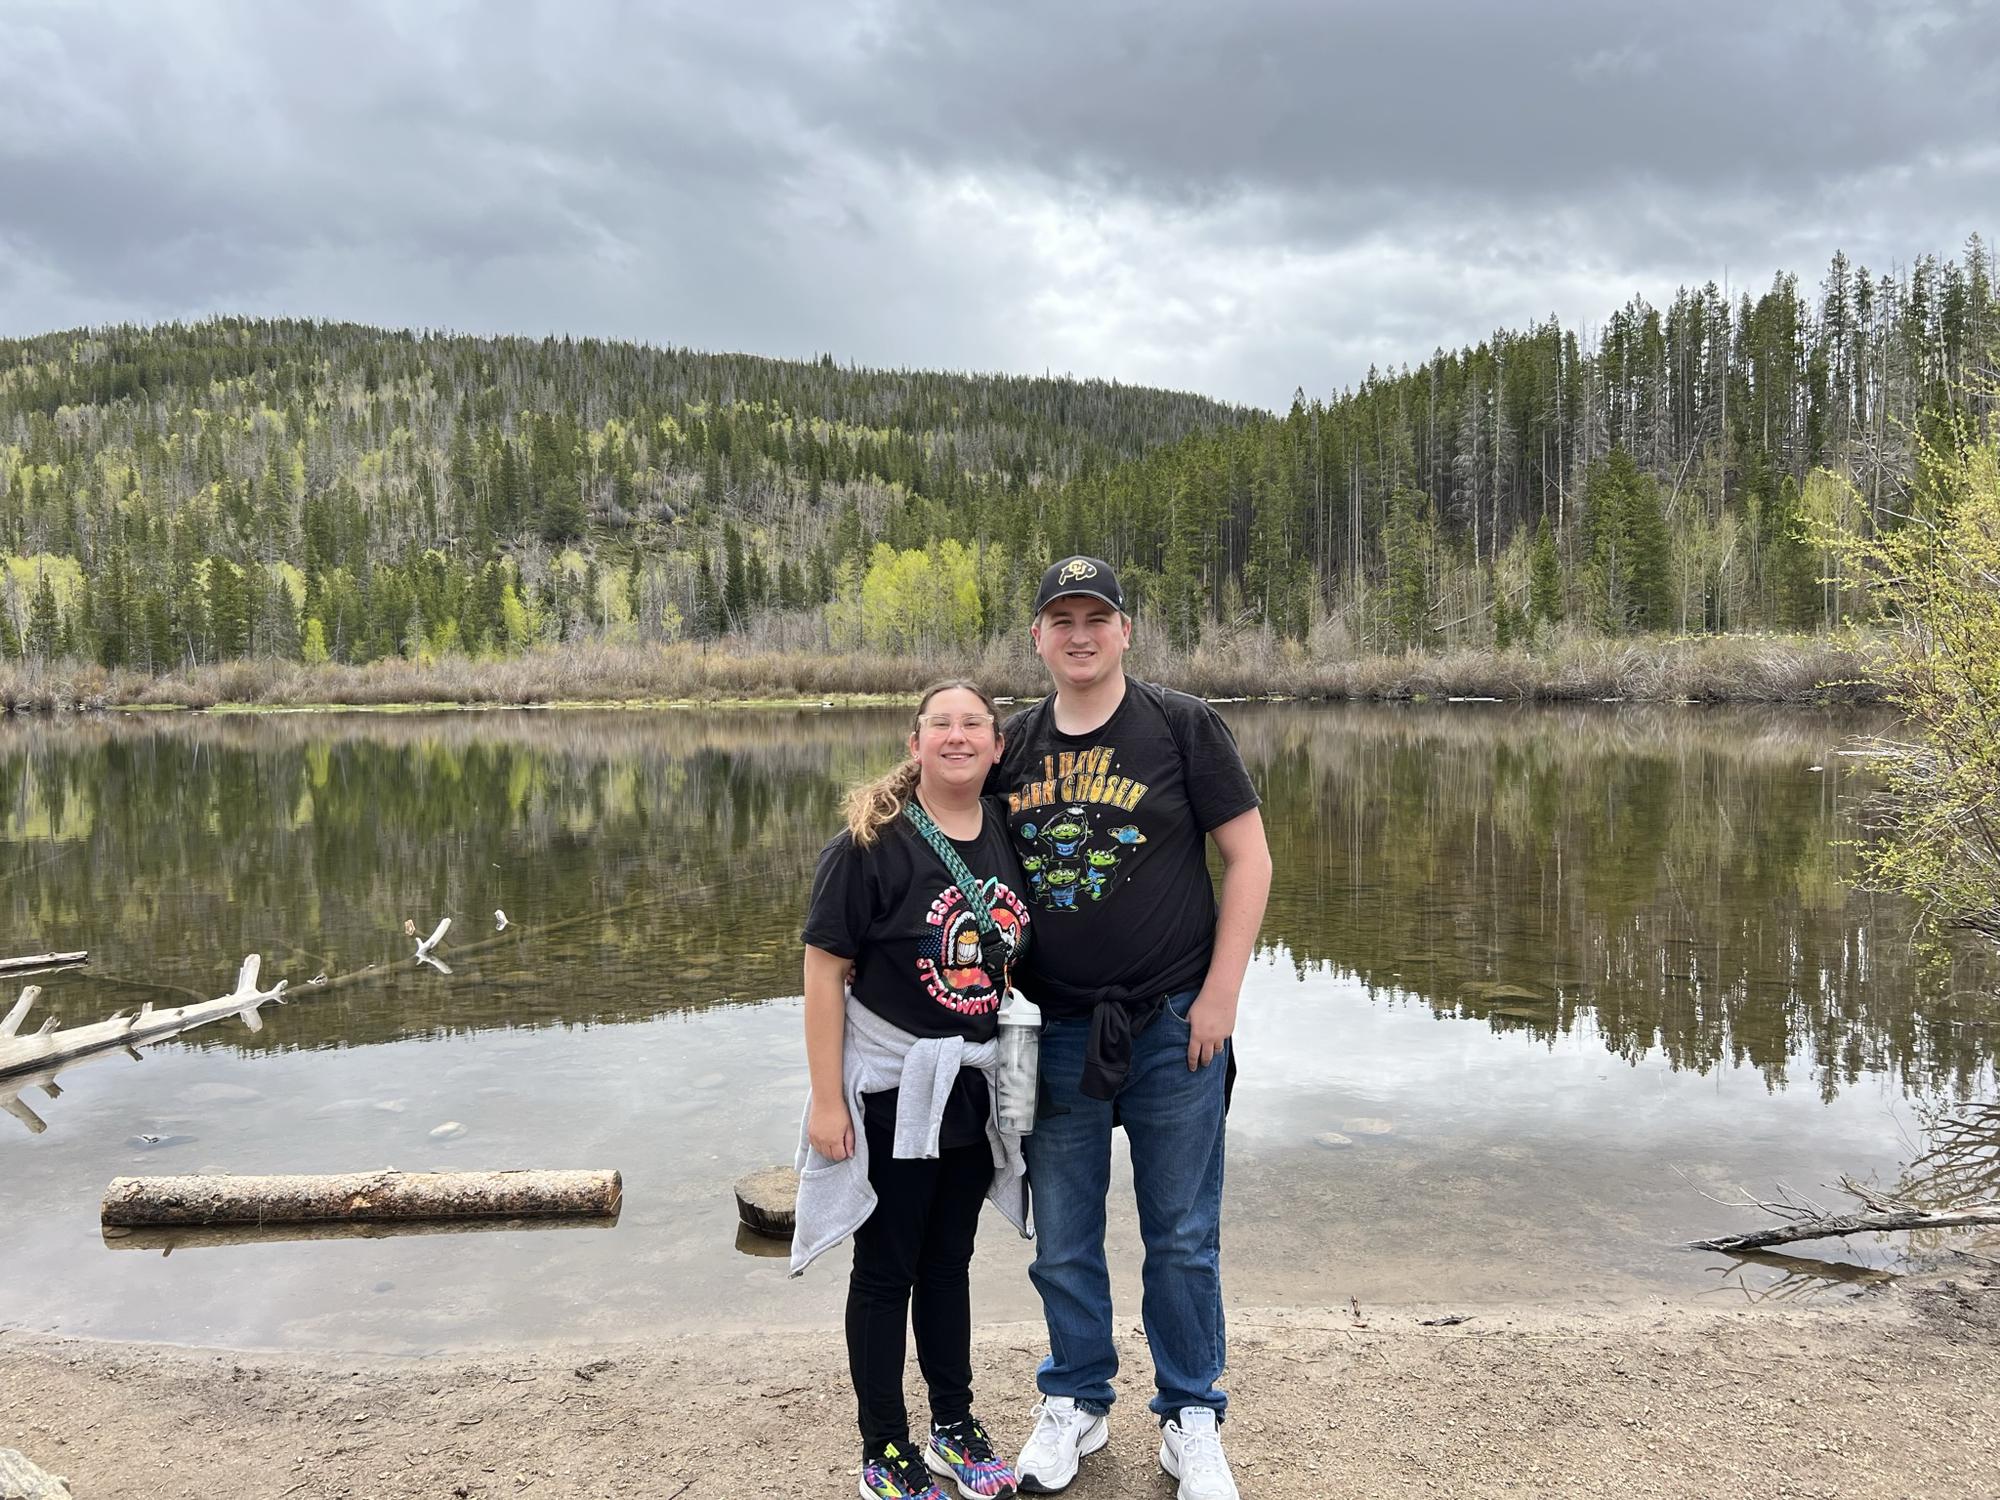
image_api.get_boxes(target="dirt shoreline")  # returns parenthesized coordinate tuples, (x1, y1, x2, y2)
(5, 1281, 1997, 1499)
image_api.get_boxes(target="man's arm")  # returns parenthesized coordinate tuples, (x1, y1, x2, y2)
(1187, 806, 1272, 1070)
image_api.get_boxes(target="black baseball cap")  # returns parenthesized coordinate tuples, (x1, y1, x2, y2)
(1033, 556, 1124, 616)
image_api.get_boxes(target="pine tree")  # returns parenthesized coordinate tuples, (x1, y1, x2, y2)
(1382, 486, 1437, 651)
(692, 549, 723, 639)
(1584, 450, 1672, 632)
(27, 573, 61, 660)
(207, 557, 249, 658)
(539, 471, 586, 545)
(139, 590, 171, 672)
(722, 524, 748, 631)
(96, 546, 134, 668)
(1529, 518, 1564, 627)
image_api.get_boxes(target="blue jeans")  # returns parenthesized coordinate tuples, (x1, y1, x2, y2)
(1024, 987, 1228, 1421)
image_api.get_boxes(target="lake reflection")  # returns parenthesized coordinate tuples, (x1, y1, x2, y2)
(2, 703, 1996, 1350)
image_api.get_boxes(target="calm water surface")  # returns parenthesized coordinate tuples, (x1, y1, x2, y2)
(2, 703, 1997, 1353)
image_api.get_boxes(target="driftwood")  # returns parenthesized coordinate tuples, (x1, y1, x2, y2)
(101, 1168, 623, 1227)
(0, 951, 86, 975)
(1689, 1174, 2000, 1253)
(0, 955, 286, 1083)
(0, 892, 675, 1131)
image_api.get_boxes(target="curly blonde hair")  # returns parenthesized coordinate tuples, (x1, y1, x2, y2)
(844, 678, 1001, 846)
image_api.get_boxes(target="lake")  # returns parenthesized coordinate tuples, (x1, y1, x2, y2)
(3, 702, 1996, 1353)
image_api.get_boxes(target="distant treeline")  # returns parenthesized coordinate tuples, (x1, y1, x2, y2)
(0, 238, 1992, 674)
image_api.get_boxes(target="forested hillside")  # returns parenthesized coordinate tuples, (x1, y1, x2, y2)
(0, 322, 1246, 669)
(1078, 240, 1999, 653)
(0, 238, 1993, 675)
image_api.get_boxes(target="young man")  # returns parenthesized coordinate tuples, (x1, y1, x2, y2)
(989, 557, 1272, 1500)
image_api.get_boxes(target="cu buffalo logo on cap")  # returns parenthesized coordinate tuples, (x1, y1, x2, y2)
(1057, 558, 1098, 585)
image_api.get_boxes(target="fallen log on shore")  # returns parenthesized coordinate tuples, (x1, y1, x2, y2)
(101, 1168, 623, 1227)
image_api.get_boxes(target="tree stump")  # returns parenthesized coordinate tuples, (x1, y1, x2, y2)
(734, 1165, 798, 1239)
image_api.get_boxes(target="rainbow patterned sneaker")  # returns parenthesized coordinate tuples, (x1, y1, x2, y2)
(925, 1415, 1019, 1499)
(860, 1440, 948, 1500)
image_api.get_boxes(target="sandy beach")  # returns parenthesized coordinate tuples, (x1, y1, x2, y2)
(6, 1273, 1998, 1500)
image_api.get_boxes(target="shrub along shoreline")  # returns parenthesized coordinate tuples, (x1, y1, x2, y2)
(0, 630, 1892, 714)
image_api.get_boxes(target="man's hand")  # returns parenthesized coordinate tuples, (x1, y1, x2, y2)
(808, 1097, 855, 1161)
(1186, 988, 1238, 1070)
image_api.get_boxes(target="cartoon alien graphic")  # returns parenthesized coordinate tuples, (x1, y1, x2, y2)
(1043, 865, 1082, 909)
(1083, 846, 1119, 899)
(1020, 852, 1048, 897)
(1022, 806, 1142, 911)
(1040, 806, 1090, 858)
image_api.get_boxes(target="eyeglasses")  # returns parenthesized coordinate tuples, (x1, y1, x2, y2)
(917, 713, 996, 733)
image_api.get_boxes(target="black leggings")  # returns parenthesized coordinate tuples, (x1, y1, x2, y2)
(847, 1110, 994, 1456)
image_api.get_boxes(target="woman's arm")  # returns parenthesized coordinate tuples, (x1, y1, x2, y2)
(803, 944, 855, 1161)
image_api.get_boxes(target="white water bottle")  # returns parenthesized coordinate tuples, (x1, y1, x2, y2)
(994, 988, 1042, 1135)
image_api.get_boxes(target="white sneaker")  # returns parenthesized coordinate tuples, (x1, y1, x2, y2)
(1159, 1407, 1238, 1500)
(1015, 1395, 1109, 1494)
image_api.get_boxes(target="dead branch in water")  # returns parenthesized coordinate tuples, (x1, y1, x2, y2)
(1689, 1175, 2000, 1253)
(0, 950, 86, 974)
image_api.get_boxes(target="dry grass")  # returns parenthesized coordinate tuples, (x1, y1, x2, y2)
(0, 630, 1890, 714)
(1155, 628, 1890, 704)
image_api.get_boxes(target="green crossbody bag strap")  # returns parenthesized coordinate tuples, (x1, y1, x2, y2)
(900, 800, 1002, 938)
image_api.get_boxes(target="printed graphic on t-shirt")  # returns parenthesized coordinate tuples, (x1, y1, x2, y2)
(1004, 746, 1151, 912)
(918, 879, 1029, 1014)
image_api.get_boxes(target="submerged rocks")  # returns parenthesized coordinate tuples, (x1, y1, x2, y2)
(1458, 981, 1554, 1005)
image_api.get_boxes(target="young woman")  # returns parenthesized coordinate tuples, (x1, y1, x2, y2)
(793, 680, 1031, 1500)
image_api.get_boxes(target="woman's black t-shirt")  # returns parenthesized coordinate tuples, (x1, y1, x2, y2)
(801, 799, 1030, 1145)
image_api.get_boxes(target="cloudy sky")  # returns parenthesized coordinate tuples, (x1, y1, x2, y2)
(2, 0, 1994, 409)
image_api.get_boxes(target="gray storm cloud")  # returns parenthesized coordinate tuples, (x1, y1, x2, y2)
(1, 0, 1991, 408)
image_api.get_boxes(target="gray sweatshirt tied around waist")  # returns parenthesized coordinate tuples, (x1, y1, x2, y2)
(789, 994, 1030, 1276)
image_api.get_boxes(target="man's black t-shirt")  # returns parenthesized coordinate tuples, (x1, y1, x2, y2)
(801, 801, 1030, 1145)
(988, 679, 1258, 1019)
